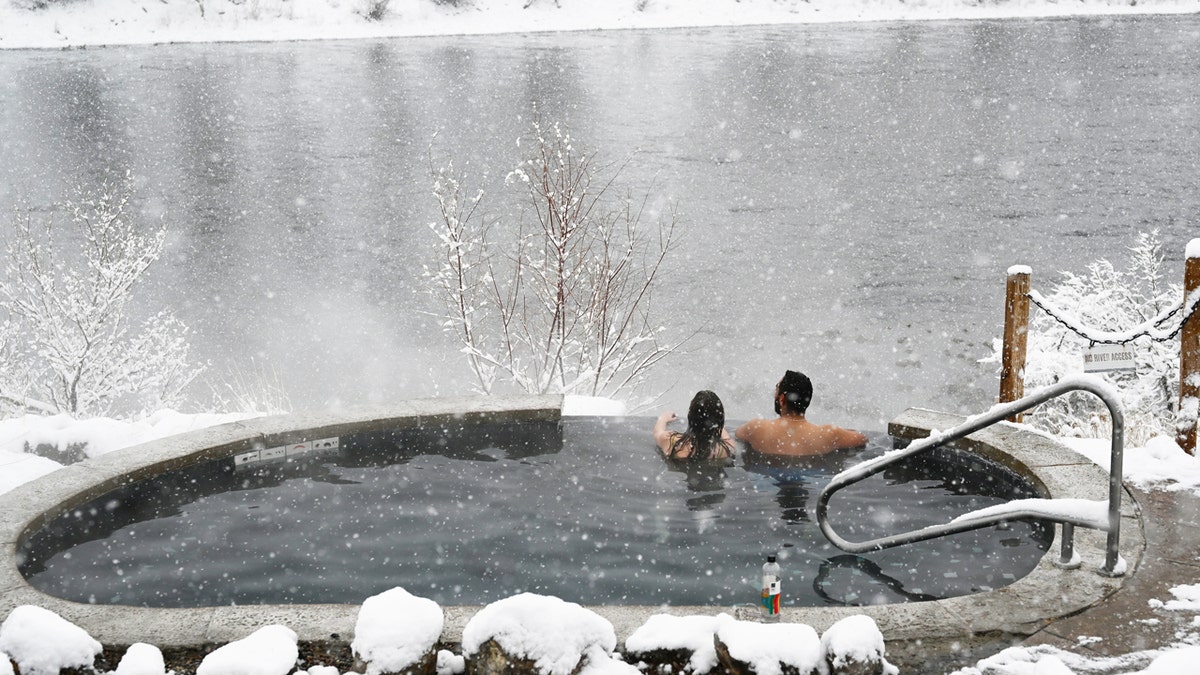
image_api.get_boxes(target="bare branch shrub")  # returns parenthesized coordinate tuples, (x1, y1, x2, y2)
(207, 359, 293, 416)
(0, 175, 203, 418)
(426, 120, 682, 402)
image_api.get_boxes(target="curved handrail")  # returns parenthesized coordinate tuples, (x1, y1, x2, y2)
(816, 375, 1126, 575)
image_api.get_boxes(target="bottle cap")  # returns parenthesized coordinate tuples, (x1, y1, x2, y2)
(767, 554, 776, 563)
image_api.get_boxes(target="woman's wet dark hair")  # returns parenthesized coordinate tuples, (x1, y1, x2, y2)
(670, 390, 733, 460)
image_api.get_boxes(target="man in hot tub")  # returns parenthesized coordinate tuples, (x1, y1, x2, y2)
(735, 370, 868, 456)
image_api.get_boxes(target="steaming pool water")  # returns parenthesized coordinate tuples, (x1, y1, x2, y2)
(18, 416, 1051, 609)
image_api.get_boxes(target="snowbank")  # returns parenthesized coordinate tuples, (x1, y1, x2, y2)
(0, 410, 257, 496)
(2, 0, 1198, 50)
(1060, 435, 1200, 497)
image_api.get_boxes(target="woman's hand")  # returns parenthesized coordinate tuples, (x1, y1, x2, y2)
(653, 411, 679, 454)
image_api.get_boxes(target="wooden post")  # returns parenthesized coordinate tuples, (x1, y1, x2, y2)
(1176, 240, 1200, 455)
(1001, 266, 1031, 422)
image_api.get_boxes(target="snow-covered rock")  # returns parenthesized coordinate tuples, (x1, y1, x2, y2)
(196, 625, 299, 675)
(115, 643, 167, 675)
(623, 613, 730, 674)
(820, 616, 898, 675)
(0, 606, 102, 675)
(436, 650, 466, 675)
(714, 619, 824, 675)
(462, 593, 616, 675)
(352, 587, 444, 675)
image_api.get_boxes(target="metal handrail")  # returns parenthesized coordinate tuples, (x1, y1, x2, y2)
(816, 375, 1126, 575)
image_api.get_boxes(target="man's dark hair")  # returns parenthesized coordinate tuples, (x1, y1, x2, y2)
(776, 370, 813, 415)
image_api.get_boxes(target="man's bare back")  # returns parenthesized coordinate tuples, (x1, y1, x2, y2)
(735, 416, 866, 457)
(735, 370, 868, 457)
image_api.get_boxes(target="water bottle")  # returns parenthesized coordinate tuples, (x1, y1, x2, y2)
(760, 554, 781, 622)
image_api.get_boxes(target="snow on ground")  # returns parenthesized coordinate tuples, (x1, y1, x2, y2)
(1059, 434, 1200, 497)
(1151, 584, 1200, 612)
(0, 410, 258, 496)
(954, 644, 1200, 675)
(1, 0, 1199, 50)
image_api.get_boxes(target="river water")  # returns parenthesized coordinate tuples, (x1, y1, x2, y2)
(2, 15, 1198, 427)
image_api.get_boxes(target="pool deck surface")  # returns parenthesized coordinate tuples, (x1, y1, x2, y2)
(1018, 483, 1200, 660)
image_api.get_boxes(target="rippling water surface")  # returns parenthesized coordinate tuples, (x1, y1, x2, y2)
(20, 420, 1050, 607)
(1, 16, 1198, 425)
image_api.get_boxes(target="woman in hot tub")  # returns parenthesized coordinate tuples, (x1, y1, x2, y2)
(652, 390, 736, 461)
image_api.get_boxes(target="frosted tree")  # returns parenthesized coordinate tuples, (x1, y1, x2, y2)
(985, 231, 1183, 446)
(0, 175, 203, 418)
(426, 120, 682, 402)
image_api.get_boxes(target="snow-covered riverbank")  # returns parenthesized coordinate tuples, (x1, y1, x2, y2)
(2, 0, 1199, 50)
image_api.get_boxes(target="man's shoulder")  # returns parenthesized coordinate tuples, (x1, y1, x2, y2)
(819, 423, 869, 448)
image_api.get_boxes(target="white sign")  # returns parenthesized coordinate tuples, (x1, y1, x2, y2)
(1083, 344, 1136, 373)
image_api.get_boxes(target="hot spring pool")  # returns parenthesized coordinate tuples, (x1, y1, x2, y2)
(18, 415, 1051, 609)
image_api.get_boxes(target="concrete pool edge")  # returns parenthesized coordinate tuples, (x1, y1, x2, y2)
(0, 399, 1139, 651)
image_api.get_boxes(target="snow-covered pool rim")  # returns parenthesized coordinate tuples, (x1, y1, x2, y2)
(0, 397, 1140, 649)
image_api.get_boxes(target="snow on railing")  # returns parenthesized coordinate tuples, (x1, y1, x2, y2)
(817, 375, 1126, 576)
(1027, 288, 1199, 345)
(950, 498, 1109, 531)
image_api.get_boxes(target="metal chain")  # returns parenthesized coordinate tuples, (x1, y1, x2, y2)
(1026, 292, 1198, 345)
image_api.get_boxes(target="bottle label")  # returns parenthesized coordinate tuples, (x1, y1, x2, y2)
(761, 577, 781, 615)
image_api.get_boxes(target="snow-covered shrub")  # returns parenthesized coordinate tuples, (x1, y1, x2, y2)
(0, 174, 203, 419)
(425, 119, 682, 403)
(984, 231, 1183, 446)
